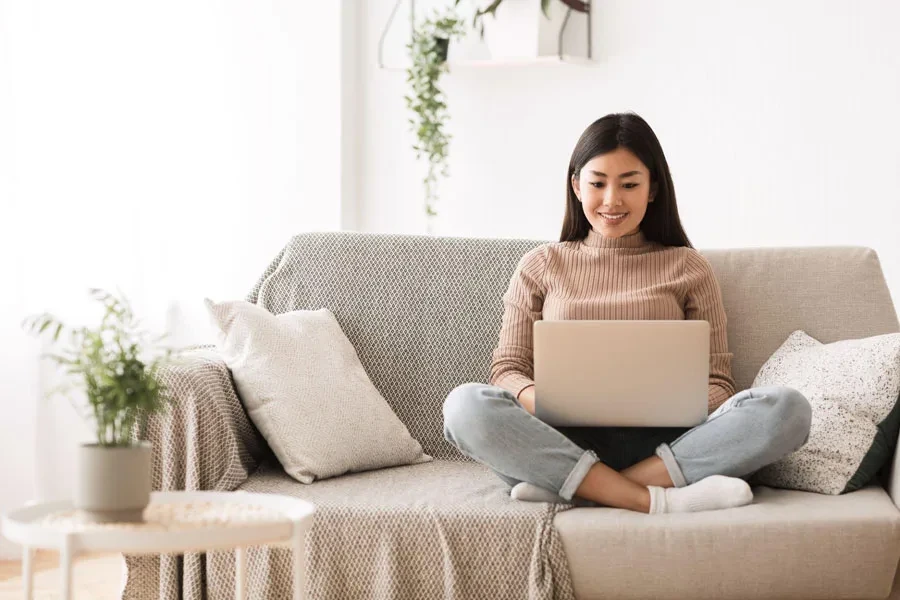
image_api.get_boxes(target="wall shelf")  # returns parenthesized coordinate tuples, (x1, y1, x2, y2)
(379, 55, 595, 72)
(378, 0, 594, 71)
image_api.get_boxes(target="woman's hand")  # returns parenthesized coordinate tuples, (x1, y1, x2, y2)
(517, 386, 536, 416)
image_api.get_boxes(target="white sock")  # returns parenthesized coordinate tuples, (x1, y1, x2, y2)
(510, 482, 597, 507)
(648, 475, 754, 514)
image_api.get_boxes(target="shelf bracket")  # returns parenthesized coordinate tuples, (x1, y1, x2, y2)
(378, 0, 413, 70)
(558, 0, 592, 61)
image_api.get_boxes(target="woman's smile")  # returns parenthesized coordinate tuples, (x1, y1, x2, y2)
(600, 212, 629, 224)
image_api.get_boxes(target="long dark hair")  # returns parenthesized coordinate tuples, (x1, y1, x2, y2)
(559, 112, 694, 249)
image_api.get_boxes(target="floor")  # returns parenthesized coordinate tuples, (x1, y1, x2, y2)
(0, 551, 122, 599)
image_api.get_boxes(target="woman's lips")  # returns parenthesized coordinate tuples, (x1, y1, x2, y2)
(600, 212, 629, 224)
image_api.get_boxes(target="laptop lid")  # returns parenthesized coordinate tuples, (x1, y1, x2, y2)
(533, 320, 709, 427)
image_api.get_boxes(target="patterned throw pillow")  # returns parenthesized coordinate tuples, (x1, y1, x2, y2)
(205, 299, 432, 483)
(750, 330, 900, 494)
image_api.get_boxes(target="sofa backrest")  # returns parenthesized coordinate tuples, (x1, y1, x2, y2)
(248, 232, 899, 462)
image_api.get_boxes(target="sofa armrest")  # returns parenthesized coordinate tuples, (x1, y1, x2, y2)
(138, 346, 266, 493)
(123, 347, 267, 599)
(888, 437, 900, 509)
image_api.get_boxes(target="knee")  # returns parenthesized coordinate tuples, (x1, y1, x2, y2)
(766, 386, 813, 450)
(443, 382, 492, 439)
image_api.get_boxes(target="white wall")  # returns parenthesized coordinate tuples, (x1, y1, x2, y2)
(0, 0, 353, 558)
(0, 7, 39, 561)
(359, 0, 900, 307)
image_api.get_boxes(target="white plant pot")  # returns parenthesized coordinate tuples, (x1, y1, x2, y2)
(482, 0, 568, 59)
(74, 442, 152, 523)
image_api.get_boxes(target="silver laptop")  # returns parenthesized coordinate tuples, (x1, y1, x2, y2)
(533, 320, 709, 427)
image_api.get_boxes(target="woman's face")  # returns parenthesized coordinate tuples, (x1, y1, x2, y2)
(571, 147, 656, 238)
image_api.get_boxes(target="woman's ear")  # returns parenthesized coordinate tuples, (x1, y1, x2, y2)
(649, 182, 658, 202)
(571, 173, 581, 201)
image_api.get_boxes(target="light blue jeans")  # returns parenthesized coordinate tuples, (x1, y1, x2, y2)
(442, 383, 812, 502)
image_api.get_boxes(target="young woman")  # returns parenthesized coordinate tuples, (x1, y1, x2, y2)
(442, 112, 812, 514)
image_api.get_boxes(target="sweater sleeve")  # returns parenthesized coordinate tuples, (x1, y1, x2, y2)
(489, 245, 548, 399)
(683, 250, 737, 413)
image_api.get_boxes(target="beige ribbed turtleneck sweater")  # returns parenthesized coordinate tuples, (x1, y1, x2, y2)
(490, 227, 737, 413)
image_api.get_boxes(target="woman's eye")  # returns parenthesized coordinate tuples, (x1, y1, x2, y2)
(590, 182, 638, 189)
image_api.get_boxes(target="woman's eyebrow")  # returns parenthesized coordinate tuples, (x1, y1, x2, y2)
(589, 170, 641, 178)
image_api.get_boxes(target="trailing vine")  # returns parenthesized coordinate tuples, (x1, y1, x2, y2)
(404, 9, 465, 225)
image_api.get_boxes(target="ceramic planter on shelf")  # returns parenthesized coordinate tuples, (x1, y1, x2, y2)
(74, 442, 152, 523)
(481, 0, 590, 60)
(434, 37, 451, 63)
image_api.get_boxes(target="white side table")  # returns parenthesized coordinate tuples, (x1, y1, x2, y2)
(0, 490, 316, 600)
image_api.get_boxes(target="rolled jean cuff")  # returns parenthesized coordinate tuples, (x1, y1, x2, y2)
(558, 449, 599, 501)
(655, 443, 688, 488)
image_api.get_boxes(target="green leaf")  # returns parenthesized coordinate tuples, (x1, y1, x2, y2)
(38, 318, 53, 334)
(483, 0, 503, 17)
(541, 0, 552, 19)
(26, 287, 181, 446)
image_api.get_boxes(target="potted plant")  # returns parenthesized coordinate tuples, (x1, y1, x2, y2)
(457, 0, 590, 59)
(24, 288, 179, 523)
(404, 8, 466, 233)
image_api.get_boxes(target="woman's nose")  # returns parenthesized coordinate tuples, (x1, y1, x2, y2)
(602, 189, 622, 206)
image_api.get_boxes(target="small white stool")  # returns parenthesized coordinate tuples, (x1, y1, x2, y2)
(1, 490, 315, 600)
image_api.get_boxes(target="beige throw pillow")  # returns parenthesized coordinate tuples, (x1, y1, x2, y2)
(205, 299, 432, 484)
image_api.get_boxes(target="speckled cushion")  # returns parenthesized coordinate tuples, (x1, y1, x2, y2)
(751, 330, 900, 494)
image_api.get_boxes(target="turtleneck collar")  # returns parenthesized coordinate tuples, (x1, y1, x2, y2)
(582, 227, 649, 249)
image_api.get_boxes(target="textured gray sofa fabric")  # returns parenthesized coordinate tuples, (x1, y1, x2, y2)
(122, 349, 268, 599)
(123, 231, 575, 600)
(246, 231, 548, 462)
(227, 461, 575, 599)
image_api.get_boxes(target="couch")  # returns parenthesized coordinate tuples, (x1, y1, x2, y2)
(122, 231, 900, 600)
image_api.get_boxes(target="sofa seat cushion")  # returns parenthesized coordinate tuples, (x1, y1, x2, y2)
(225, 459, 577, 599)
(556, 484, 900, 600)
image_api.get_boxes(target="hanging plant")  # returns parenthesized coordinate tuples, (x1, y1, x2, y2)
(404, 9, 465, 226)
